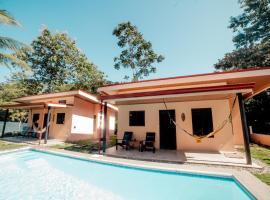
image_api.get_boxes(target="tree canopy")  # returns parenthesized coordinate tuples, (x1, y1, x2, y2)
(229, 0, 270, 48)
(13, 28, 106, 93)
(214, 0, 270, 133)
(113, 21, 164, 81)
(0, 10, 28, 69)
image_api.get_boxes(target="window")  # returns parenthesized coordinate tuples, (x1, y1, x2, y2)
(129, 111, 145, 126)
(58, 100, 66, 104)
(191, 108, 213, 136)
(56, 113, 65, 124)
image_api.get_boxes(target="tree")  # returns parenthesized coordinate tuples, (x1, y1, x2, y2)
(13, 28, 105, 93)
(229, 0, 270, 48)
(0, 81, 29, 124)
(0, 10, 27, 68)
(215, 41, 270, 71)
(113, 21, 164, 81)
(214, 0, 270, 133)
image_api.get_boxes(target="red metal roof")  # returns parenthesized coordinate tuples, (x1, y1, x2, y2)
(100, 67, 270, 88)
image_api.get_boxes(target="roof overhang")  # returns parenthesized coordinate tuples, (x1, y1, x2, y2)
(98, 67, 270, 97)
(14, 90, 100, 104)
(0, 102, 74, 109)
(0, 90, 118, 111)
(101, 83, 254, 104)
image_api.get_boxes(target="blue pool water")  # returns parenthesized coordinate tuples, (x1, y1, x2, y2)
(0, 150, 254, 200)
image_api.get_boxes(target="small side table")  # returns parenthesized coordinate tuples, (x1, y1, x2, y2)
(129, 139, 140, 149)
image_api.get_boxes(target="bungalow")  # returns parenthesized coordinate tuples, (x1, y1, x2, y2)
(0, 90, 117, 143)
(98, 68, 270, 164)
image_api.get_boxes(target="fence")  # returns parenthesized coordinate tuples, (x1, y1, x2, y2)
(0, 121, 28, 137)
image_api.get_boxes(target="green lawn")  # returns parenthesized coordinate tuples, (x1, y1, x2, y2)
(250, 144, 270, 165)
(51, 139, 100, 153)
(250, 144, 270, 186)
(51, 136, 117, 154)
(0, 140, 24, 151)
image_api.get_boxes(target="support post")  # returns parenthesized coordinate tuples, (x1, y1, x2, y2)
(44, 106, 51, 144)
(237, 93, 252, 165)
(39, 107, 45, 145)
(102, 102, 108, 153)
(98, 102, 103, 154)
(1, 109, 9, 138)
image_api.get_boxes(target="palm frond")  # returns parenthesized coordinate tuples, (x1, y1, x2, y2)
(0, 36, 25, 50)
(0, 10, 21, 26)
(0, 52, 29, 70)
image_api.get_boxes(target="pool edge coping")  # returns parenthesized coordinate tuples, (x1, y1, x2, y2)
(2, 147, 269, 200)
(33, 148, 258, 199)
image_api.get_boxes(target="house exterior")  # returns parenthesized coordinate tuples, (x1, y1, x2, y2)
(0, 90, 117, 142)
(98, 68, 270, 159)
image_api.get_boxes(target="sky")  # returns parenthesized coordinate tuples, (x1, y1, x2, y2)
(0, 0, 241, 83)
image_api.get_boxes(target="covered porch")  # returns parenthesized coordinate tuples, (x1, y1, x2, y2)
(105, 147, 261, 167)
(99, 68, 270, 165)
(0, 101, 71, 144)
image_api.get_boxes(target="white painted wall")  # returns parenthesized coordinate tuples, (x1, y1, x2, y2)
(71, 114, 94, 134)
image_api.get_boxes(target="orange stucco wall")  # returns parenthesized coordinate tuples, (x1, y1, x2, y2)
(229, 96, 245, 147)
(251, 133, 270, 147)
(28, 96, 116, 141)
(117, 99, 244, 151)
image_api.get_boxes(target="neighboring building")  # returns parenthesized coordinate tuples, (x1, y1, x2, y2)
(98, 68, 270, 157)
(0, 90, 117, 141)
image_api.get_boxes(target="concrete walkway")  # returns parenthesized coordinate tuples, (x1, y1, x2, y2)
(106, 147, 261, 168)
(0, 137, 64, 146)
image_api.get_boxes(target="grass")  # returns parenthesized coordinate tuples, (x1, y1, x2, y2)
(250, 144, 270, 186)
(254, 173, 270, 186)
(0, 140, 24, 151)
(51, 136, 117, 154)
(51, 139, 100, 153)
(250, 144, 270, 165)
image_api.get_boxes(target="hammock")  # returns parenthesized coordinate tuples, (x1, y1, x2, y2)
(163, 96, 237, 143)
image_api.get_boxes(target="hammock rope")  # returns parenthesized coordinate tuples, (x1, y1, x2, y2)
(163, 96, 237, 142)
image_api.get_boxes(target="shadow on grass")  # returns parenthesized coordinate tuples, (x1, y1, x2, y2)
(51, 137, 116, 154)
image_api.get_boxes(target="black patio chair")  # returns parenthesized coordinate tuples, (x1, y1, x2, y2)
(116, 131, 133, 150)
(140, 132, 156, 153)
(18, 126, 31, 137)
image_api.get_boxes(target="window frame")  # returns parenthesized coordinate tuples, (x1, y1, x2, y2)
(191, 108, 214, 137)
(129, 111, 145, 126)
(32, 113, 40, 127)
(56, 113, 65, 125)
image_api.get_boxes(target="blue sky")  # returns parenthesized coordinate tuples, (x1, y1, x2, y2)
(0, 0, 241, 82)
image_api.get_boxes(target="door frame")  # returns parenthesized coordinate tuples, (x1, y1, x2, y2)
(159, 109, 177, 150)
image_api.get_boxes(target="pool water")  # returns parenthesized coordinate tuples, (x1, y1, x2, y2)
(0, 150, 254, 200)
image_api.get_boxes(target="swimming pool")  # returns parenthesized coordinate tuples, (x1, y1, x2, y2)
(0, 149, 254, 200)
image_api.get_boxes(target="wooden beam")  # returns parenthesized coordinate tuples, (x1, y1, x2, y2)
(102, 102, 107, 153)
(1, 109, 9, 138)
(237, 93, 252, 165)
